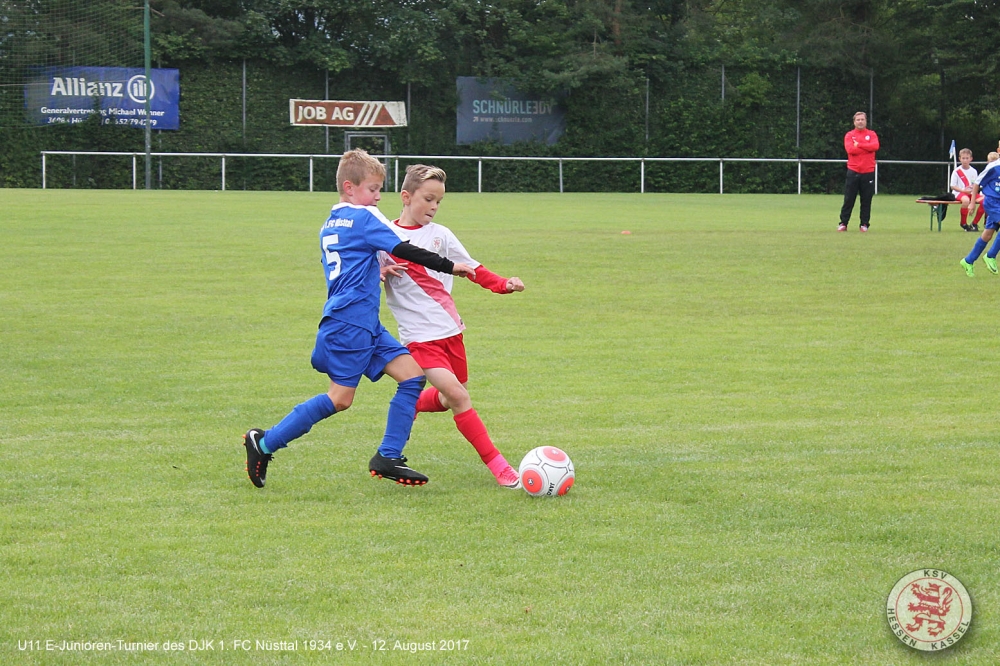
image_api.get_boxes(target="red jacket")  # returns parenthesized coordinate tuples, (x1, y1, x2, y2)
(844, 128, 879, 173)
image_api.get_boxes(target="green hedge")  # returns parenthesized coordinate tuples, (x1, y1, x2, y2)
(0, 61, 976, 193)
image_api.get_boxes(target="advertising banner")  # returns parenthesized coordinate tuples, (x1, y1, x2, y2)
(456, 77, 564, 145)
(289, 100, 407, 127)
(24, 67, 180, 129)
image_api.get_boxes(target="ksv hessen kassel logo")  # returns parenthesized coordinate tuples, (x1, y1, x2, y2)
(886, 569, 972, 651)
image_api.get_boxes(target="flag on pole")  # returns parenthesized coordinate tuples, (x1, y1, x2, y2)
(949, 140, 958, 182)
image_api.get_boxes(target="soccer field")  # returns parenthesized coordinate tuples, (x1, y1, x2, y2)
(2, 188, 998, 664)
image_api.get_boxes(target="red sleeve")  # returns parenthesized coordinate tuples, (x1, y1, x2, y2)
(844, 131, 862, 156)
(468, 264, 510, 293)
(865, 133, 880, 153)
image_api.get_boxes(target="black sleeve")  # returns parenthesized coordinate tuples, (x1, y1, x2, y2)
(390, 241, 456, 274)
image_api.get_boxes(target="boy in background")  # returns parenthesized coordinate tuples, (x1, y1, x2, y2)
(380, 165, 525, 488)
(242, 150, 476, 488)
(951, 148, 985, 231)
(960, 147, 1000, 276)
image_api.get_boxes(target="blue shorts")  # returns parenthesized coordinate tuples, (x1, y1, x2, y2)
(311, 318, 409, 388)
(986, 207, 1000, 231)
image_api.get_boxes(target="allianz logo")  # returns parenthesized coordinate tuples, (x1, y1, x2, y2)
(49, 75, 156, 104)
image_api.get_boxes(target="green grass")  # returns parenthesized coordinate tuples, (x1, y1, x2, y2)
(2, 188, 999, 664)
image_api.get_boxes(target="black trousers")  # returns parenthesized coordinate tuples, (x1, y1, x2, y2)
(840, 169, 875, 226)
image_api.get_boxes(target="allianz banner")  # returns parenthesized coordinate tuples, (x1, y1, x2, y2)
(24, 67, 180, 129)
(456, 77, 564, 145)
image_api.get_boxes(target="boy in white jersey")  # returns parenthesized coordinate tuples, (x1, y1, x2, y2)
(379, 165, 525, 488)
(951, 148, 985, 231)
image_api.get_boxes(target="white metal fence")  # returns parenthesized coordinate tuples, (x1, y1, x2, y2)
(39, 150, 957, 194)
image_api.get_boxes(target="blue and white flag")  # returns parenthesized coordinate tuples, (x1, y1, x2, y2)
(949, 140, 957, 159)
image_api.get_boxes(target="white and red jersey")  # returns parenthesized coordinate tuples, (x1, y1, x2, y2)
(953, 165, 985, 203)
(952, 165, 979, 192)
(379, 220, 510, 345)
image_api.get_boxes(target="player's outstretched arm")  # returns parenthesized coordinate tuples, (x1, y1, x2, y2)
(467, 264, 522, 293)
(451, 262, 477, 278)
(969, 184, 981, 217)
(390, 241, 476, 279)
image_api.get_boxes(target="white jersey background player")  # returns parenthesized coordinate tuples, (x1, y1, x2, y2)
(379, 164, 525, 488)
(951, 147, 985, 230)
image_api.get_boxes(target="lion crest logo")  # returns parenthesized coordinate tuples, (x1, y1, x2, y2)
(886, 569, 972, 651)
(904, 582, 952, 637)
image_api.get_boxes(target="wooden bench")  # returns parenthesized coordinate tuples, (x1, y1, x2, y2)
(915, 199, 963, 232)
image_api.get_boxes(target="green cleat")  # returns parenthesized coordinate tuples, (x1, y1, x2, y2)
(961, 258, 975, 277)
(985, 255, 998, 275)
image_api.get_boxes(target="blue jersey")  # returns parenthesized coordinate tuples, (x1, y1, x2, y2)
(975, 161, 1000, 210)
(319, 203, 408, 332)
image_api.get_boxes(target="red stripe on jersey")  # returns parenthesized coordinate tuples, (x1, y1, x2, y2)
(399, 262, 463, 329)
(957, 169, 971, 188)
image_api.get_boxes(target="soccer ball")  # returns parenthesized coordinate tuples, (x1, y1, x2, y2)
(518, 446, 575, 497)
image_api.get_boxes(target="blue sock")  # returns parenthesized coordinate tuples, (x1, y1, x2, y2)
(377, 376, 425, 459)
(988, 236, 1000, 259)
(263, 394, 336, 452)
(966, 238, 988, 264)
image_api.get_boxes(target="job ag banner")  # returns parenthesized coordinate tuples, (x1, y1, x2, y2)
(24, 67, 180, 129)
(290, 100, 407, 127)
(456, 77, 565, 145)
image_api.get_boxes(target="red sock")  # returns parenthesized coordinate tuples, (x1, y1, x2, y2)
(961, 208, 969, 226)
(974, 205, 985, 225)
(454, 409, 500, 465)
(415, 387, 447, 414)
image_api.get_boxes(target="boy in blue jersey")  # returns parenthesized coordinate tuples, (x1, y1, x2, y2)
(242, 149, 476, 487)
(960, 145, 1000, 277)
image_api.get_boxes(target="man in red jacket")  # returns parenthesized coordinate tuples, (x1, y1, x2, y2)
(838, 111, 880, 232)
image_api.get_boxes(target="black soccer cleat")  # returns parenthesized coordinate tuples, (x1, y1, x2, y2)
(243, 428, 272, 488)
(369, 453, 428, 486)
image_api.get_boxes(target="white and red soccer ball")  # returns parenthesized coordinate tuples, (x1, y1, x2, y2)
(518, 446, 574, 497)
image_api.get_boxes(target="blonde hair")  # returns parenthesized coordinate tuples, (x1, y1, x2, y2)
(336, 149, 385, 195)
(401, 164, 447, 194)
(959, 148, 973, 157)
(989, 152, 999, 163)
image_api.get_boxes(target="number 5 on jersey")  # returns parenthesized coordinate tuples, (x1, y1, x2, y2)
(323, 234, 341, 280)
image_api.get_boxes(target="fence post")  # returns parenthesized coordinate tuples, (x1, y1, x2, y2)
(641, 159, 645, 194)
(875, 163, 878, 195)
(309, 157, 314, 192)
(395, 159, 399, 193)
(478, 159, 482, 193)
(559, 159, 563, 193)
(222, 156, 226, 191)
(797, 160, 802, 195)
(132, 154, 137, 190)
(719, 159, 724, 194)
(41, 154, 46, 189)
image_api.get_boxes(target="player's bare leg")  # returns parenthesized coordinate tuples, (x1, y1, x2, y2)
(960, 195, 974, 230)
(424, 367, 520, 488)
(326, 381, 356, 412)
